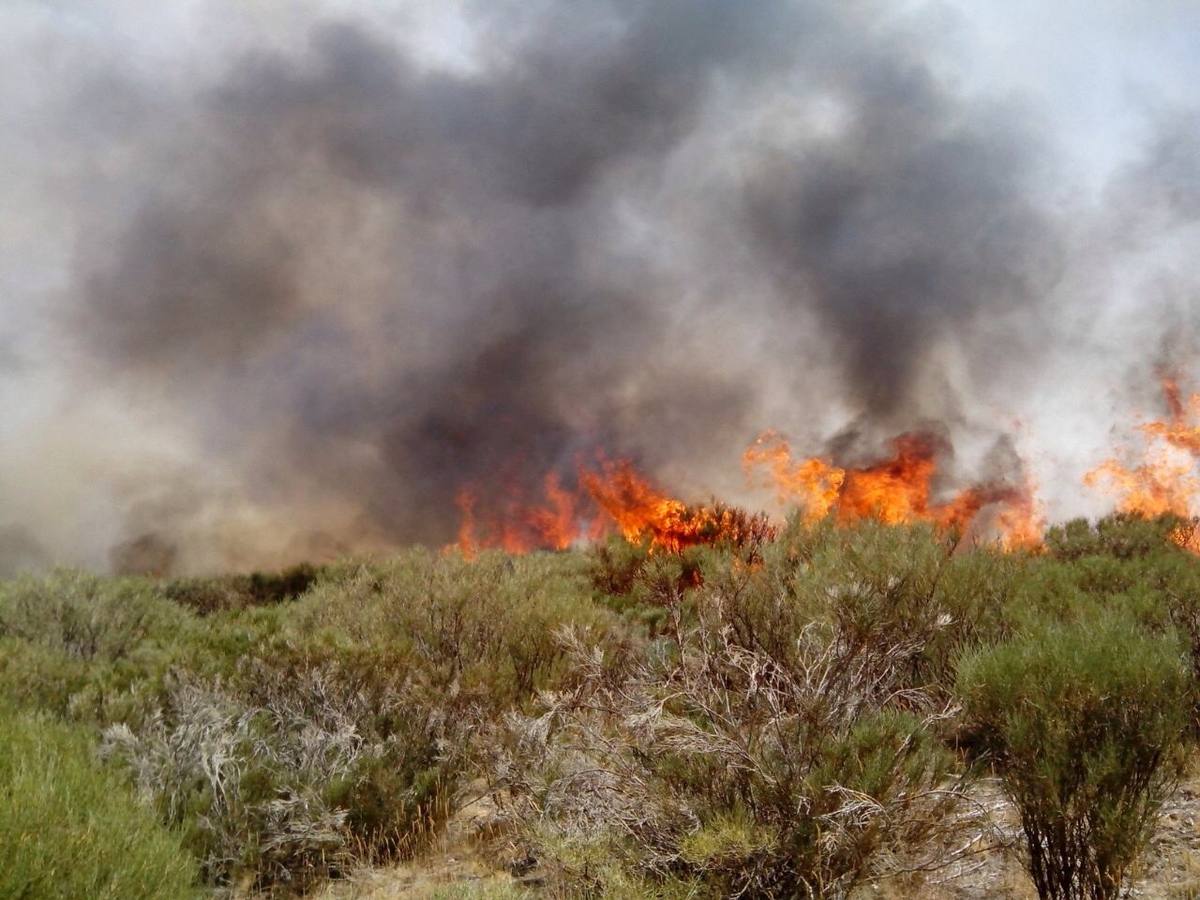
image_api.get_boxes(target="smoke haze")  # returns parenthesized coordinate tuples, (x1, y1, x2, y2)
(1, 0, 1198, 572)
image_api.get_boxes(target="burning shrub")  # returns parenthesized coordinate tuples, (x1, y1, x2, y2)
(744, 429, 1044, 546)
(456, 452, 778, 558)
(957, 618, 1191, 900)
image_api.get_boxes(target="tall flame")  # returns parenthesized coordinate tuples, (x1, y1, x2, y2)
(1084, 375, 1200, 552)
(741, 431, 844, 523)
(455, 473, 591, 558)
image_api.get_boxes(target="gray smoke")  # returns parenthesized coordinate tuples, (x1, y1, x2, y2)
(0, 0, 1193, 572)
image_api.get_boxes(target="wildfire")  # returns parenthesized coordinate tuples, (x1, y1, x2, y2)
(454, 473, 595, 556)
(454, 457, 773, 558)
(1084, 375, 1200, 551)
(742, 430, 1044, 549)
(455, 427, 1045, 558)
(449, 375, 1200, 559)
(741, 431, 844, 523)
(1144, 377, 1200, 455)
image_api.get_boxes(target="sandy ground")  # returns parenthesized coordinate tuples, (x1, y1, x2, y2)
(859, 779, 1200, 900)
(313, 777, 1200, 899)
(314, 786, 528, 899)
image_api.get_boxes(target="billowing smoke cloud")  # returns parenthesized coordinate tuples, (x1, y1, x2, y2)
(0, 0, 1194, 572)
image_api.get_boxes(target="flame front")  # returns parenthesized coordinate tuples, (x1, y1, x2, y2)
(453, 456, 774, 556)
(743, 430, 1043, 548)
(455, 426, 1045, 558)
(449, 376, 1200, 558)
(1084, 376, 1200, 551)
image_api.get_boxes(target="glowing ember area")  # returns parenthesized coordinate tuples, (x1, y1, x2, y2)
(1172, 522, 1200, 555)
(1084, 376, 1200, 551)
(454, 458, 774, 557)
(743, 430, 1044, 548)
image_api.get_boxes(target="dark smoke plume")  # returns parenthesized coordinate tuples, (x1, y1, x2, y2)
(5, 0, 1165, 572)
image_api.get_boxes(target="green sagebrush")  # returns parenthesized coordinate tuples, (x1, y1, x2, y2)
(958, 618, 1191, 900)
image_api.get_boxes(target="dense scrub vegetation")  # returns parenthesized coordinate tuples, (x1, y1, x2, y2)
(2, 512, 1199, 898)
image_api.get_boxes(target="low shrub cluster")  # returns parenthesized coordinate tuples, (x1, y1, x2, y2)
(0, 512, 1198, 898)
(484, 516, 1199, 898)
(161, 563, 324, 615)
(959, 619, 1190, 900)
(487, 617, 959, 896)
(0, 551, 615, 894)
(485, 522, 983, 896)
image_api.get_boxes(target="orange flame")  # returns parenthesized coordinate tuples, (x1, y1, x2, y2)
(744, 430, 1043, 547)
(993, 483, 1046, 551)
(1084, 375, 1200, 551)
(580, 458, 773, 553)
(453, 456, 774, 556)
(742, 431, 844, 523)
(1144, 377, 1200, 456)
(526, 472, 580, 550)
(455, 428, 1046, 557)
(454, 487, 479, 559)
